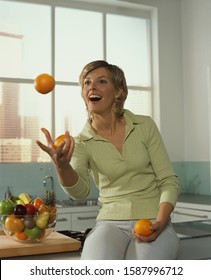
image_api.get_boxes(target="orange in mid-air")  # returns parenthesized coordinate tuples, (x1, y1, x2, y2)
(54, 134, 66, 149)
(34, 73, 55, 94)
(133, 218, 152, 236)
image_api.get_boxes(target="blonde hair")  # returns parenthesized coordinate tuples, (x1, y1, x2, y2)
(79, 60, 128, 118)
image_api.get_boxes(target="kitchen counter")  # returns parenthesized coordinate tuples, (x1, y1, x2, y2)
(3, 221, 211, 260)
(2, 251, 81, 260)
(178, 193, 211, 205)
(2, 195, 211, 260)
(0, 230, 81, 260)
(4, 237, 211, 260)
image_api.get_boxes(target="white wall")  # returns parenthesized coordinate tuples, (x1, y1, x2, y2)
(130, 0, 211, 164)
(128, 0, 184, 161)
(181, 0, 211, 161)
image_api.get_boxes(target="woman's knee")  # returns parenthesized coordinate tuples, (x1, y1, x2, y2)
(81, 222, 130, 260)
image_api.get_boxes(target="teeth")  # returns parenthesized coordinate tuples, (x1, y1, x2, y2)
(89, 95, 102, 101)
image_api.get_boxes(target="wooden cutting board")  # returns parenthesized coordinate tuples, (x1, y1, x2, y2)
(0, 231, 81, 258)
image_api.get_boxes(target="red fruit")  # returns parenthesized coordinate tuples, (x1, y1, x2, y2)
(25, 203, 36, 215)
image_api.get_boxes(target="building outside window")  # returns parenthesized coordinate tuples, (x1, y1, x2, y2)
(0, 0, 154, 163)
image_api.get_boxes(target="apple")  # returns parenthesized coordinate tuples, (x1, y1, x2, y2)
(24, 226, 42, 240)
(0, 199, 14, 215)
(25, 203, 36, 215)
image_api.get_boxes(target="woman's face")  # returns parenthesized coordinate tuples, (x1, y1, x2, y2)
(82, 67, 121, 116)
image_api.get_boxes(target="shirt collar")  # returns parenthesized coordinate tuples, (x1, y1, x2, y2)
(77, 109, 144, 142)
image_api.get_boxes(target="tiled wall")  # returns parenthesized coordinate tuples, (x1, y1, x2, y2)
(172, 162, 211, 195)
(0, 163, 99, 201)
(0, 162, 210, 201)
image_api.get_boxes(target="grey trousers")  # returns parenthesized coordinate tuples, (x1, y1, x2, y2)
(80, 220, 180, 260)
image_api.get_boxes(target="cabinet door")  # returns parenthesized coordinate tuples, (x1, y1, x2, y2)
(55, 213, 71, 231)
(172, 207, 209, 223)
(71, 212, 97, 231)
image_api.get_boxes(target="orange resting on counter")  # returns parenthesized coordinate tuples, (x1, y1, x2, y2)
(34, 73, 55, 94)
(133, 218, 152, 236)
(54, 134, 66, 149)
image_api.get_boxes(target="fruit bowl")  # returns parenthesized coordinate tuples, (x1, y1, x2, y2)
(0, 192, 57, 243)
(1, 213, 56, 243)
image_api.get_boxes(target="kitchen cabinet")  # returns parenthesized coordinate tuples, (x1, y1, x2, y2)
(56, 213, 72, 231)
(55, 205, 99, 231)
(71, 212, 98, 231)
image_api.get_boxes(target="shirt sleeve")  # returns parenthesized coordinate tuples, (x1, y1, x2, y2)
(60, 138, 91, 200)
(143, 116, 180, 207)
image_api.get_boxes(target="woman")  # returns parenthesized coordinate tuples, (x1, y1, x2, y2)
(36, 60, 180, 259)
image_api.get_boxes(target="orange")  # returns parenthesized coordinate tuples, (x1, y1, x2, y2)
(33, 197, 43, 210)
(34, 73, 55, 94)
(5, 214, 24, 233)
(54, 134, 66, 149)
(133, 218, 152, 236)
(15, 231, 28, 241)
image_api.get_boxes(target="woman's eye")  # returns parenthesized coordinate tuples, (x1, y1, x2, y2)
(99, 79, 107, 84)
(84, 80, 90, 85)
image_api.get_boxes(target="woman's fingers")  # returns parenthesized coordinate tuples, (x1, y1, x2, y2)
(36, 128, 75, 166)
(41, 128, 55, 147)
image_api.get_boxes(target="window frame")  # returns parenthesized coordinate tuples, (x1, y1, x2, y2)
(0, 0, 159, 163)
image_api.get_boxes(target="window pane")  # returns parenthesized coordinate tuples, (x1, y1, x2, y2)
(55, 8, 103, 82)
(55, 85, 87, 137)
(0, 82, 51, 162)
(106, 14, 150, 86)
(125, 89, 152, 116)
(0, 1, 51, 78)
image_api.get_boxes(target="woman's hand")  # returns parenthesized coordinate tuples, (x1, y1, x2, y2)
(133, 220, 165, 243)
(133, 202, 174, 242)
(36, 128, 75, 169)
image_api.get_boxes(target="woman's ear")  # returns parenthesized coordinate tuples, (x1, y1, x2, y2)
(115, 89, 123, 100)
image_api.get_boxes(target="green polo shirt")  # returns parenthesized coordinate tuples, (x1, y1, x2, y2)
(61, 109, 180, 220)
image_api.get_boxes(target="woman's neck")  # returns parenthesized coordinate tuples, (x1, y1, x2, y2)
(91, 114, 124, 135)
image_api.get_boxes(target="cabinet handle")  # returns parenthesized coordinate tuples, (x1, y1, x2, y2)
(173, 211, 208, 219)
(77, 216, 96, 220)
(57, 218, 68, 222)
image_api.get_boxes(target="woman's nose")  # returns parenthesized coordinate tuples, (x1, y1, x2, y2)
(89, 81, 97, 91)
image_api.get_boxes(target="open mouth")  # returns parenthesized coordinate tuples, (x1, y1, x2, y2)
(89, 95, 102, 102)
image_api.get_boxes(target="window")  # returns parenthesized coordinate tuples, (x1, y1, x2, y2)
(0, 0, 153, 163)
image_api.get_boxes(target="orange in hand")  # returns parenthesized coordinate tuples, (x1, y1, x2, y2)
(133, 218, 152, 236)
(54, 134, 66, 149)
(34, 73, 55, 94)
